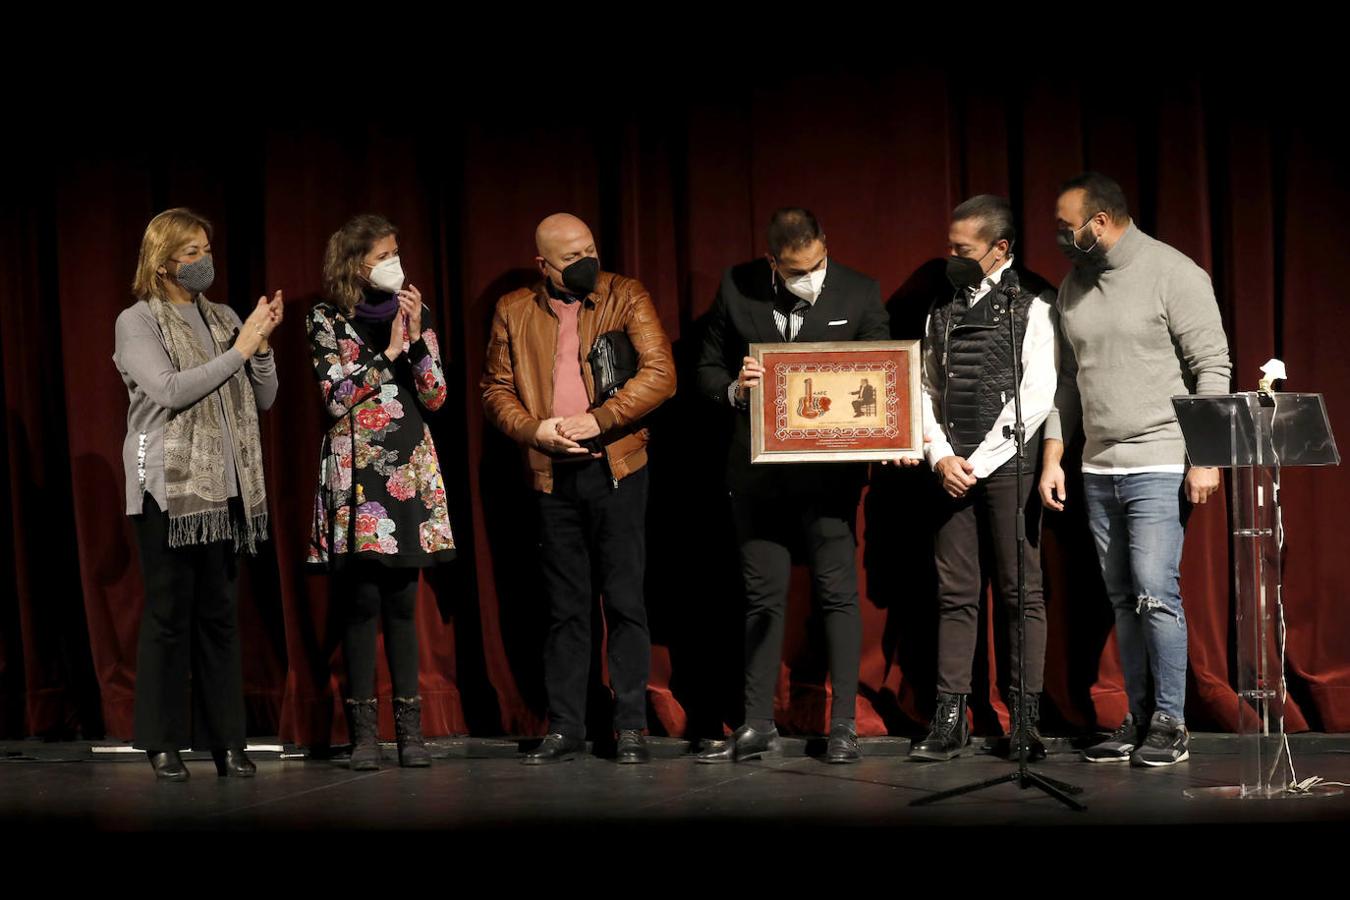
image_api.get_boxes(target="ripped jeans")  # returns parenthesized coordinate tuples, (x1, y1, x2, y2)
(1083, 472, 1190, 721)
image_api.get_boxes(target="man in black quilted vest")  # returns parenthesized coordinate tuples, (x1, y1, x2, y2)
(909, 195, 1058, 763)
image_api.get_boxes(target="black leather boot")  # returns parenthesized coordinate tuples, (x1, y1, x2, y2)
(908, 692, 971, 762)
(393, 696, 431, 768)
(212, 748, 256, 777)
(148, 750, 189, 782)
(999, 689, 1047, 762)
(345, 698, 381, 771)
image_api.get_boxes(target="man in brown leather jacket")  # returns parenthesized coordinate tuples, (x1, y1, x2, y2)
(482, 213, 676, 765)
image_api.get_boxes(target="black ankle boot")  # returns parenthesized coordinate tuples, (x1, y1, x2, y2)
(1001, 689, 1047, 762)
(345, 698, 381, 771)
(148, 750, 189, 782)
(212, 748, 256, 777)
(393, 696, 431, 768)
(909, 692, 970, 762)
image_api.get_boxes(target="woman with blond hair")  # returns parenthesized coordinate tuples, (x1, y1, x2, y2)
(113, 208, 283, 781)
(306, 213, 454, 770)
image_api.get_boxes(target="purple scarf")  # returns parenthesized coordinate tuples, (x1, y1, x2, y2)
(353, 291, 399, 321)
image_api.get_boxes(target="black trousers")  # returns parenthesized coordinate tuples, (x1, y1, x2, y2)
(732, 490, 862, 726)
(340, 565, 421, 700)
(131, 493, 245, 752)
(537, 460, 651, 739)
(934, 473, 1047, 695)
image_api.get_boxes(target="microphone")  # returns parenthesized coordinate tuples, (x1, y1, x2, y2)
(1001, 268, 1022, 301)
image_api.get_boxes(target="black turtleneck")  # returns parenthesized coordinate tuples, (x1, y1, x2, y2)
(350, 288, 398, 350)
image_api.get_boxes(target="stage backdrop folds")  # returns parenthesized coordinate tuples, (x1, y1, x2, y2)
(2, 71, 1346, 743)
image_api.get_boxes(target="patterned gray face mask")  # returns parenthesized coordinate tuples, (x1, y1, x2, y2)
(173, 254, 215, 294)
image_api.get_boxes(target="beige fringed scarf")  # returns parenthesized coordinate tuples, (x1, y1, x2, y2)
(148, 296, 268, 553)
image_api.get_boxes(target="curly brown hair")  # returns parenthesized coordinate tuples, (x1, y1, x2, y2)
(322, 214, 399, 316)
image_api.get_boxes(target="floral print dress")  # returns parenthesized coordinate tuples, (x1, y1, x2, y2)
(307, 301, 455, 568)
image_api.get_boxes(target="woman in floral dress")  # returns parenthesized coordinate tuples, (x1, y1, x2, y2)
(307, 214, 455, 769)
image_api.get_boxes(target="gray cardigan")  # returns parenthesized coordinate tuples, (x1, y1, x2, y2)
(112, 298, 278, 515)
(1044, 223, 1231, 469)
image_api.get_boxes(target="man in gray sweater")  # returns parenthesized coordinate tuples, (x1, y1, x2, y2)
(1040, 172, 1231, 767)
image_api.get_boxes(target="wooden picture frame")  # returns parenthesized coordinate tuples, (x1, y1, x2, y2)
(749, 340, 923, 464)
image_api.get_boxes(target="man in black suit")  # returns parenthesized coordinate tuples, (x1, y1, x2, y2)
(695, 208, 891, 764)
(851, 379, 876, 417)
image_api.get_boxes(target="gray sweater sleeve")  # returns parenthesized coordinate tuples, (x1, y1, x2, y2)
(114, 307, 245, 412)
(1164, 260, 1231, 395)
(1043, 302, 1081, 444)
(246, 350, 279, 411)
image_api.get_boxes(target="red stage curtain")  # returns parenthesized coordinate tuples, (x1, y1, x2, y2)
(2, 70, 1345, 744)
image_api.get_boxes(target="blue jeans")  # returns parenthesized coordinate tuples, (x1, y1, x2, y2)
(1082, 473, 1190, 722)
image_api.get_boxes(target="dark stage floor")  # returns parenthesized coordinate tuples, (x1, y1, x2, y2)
(4, 735, 1350, 842)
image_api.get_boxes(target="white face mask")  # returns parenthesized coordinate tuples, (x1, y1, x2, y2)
(783, 259, 827, 303)
(367, 256, 405, 293)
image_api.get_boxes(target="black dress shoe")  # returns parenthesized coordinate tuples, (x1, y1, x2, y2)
(148, 750, 189, 782)
(212, 748, 256, 778)
(825, 724, 862, 764)
(522, 733, 586, 765)
(695, 724, 782, 764)
(615, 730, 651, 765)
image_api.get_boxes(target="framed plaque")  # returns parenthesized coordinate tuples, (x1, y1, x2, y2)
(749, 340, 922, 464)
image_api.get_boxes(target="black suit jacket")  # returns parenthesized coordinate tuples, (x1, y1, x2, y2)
(697, 258, 891, 498)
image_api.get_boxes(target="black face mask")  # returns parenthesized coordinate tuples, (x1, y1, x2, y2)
(1056, 215, 1106, 267)
(945, 245, 994, 291)
(945, 255, 986, 291)
(554, 256, 599, 296)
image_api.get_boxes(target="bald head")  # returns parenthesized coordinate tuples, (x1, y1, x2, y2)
(535, 213, 599, 294)
(535, 213, 594, 259)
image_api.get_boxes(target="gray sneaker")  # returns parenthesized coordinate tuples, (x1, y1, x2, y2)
(1082, 713, 1142, 763)
(1131, 712, 1190, 767)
